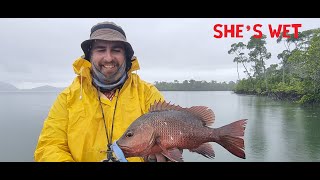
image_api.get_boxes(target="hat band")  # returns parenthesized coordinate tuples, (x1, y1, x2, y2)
(90, 23, 126, 38)
(90, 29, 127, 41)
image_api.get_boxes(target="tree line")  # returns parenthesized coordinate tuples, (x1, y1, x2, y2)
(228, 28, 320, 104)
(154, 80, 236, 91)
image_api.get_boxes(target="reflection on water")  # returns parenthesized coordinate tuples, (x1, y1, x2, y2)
(0, 92, 59, 162)
(162, 91, 320, 162)
(0, 91, 319, 161)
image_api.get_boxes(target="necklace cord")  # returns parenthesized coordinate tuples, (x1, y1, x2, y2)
(98, 87, 120, 150)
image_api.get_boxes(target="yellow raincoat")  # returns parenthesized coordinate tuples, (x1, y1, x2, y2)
(34, 57, 164, 162)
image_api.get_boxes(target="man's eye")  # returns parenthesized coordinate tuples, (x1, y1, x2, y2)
(113, 49, 121, 52)
(97, 49, 106, 52)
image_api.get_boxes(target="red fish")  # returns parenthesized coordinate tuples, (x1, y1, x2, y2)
(117, 101, 247, 162)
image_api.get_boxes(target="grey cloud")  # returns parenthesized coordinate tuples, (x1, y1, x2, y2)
(1, 18, 319, 88)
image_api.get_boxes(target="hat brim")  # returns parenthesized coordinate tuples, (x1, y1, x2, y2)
(81, 39, 134, 62)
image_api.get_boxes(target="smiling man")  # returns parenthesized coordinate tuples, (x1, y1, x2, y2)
(34, 21, 168, 162)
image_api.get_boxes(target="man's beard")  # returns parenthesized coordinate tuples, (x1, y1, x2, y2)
(91, 61, 127, 92)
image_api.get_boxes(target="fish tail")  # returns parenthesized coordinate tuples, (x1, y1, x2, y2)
(212, 119, 247, 159)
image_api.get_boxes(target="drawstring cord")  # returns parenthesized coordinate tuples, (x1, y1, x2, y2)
(80, 66, 84, 100)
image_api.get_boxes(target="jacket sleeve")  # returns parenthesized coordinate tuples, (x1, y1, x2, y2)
(34, 89, 74, 162)
(145, 84, 165, 111)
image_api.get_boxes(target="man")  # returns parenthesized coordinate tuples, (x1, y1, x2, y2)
(34, 21, 167, 162)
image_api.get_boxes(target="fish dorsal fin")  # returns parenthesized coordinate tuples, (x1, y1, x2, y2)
(186, 106, 215, 126)
(149, 101, 215, 126)
(149, 100, 184, 112)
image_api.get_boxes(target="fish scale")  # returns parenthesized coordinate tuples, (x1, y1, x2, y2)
(117, 101, 247, 162)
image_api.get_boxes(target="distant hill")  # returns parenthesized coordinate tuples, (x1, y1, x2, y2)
(23, 85, 65, 92)
(0, 82, 19, 91)
(0, 81, 65, 92)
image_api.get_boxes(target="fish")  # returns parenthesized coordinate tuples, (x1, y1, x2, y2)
(116, 101, 247, 162)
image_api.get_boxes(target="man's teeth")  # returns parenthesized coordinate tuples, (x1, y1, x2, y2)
(103, 65, 115, 68)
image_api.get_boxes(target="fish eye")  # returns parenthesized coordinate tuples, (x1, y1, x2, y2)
(125, 131, 134, 138)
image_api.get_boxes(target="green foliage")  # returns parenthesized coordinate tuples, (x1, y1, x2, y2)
(234, 79, 253, 93)
(272, 81, 304, 95)
(229, 28, 320, 105)
(299, 93, 320, 104)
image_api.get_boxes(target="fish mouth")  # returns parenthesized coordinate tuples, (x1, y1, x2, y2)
(118, 133, 156, 157)
(117, 145, 132, 156)
(118, 145, 148, 157)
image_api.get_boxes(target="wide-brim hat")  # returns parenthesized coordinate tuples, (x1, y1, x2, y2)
(81, 21, 134, 70)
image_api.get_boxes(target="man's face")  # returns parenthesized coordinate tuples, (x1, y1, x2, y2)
(90, 40, 126, 77)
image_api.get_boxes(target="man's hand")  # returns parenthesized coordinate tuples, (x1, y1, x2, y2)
(144, 153, 168, 162)
(144, 149, 183, 162)
(109, 141, 128, 162)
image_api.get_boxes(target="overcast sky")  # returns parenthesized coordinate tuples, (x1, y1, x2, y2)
(1, 18, 319, 89)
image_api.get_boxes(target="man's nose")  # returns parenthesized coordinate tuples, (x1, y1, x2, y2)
(102, 50, 113, 62)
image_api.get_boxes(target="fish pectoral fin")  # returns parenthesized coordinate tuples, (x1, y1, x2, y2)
(189, 143, 215, 159)
(161, 148, 183, 162)
(155, 138, 183, 162)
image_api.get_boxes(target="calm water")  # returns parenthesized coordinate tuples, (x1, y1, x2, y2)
(0, 91, 319, 162)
